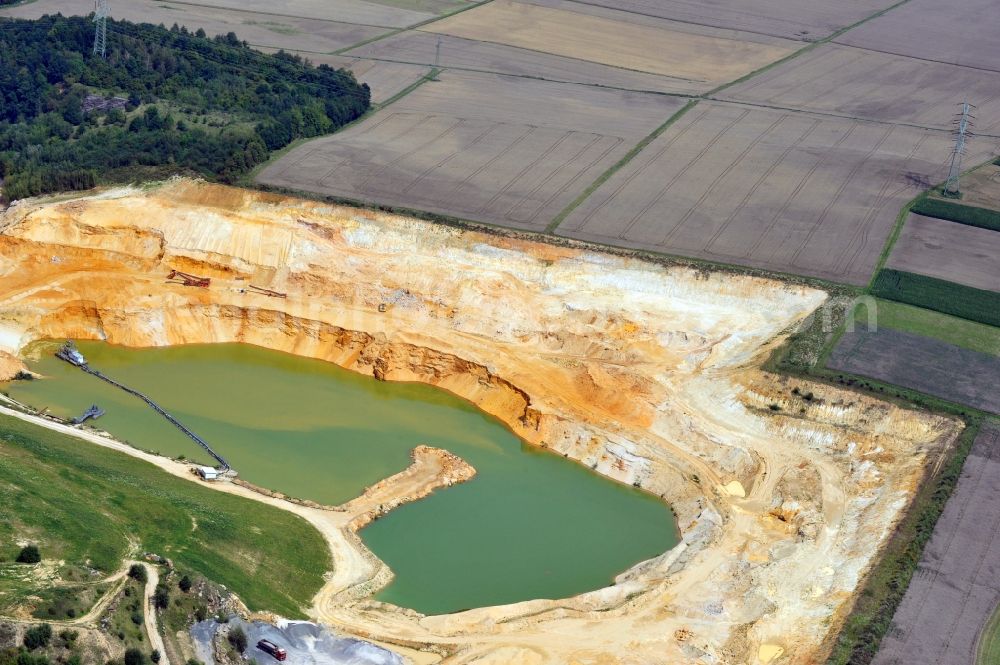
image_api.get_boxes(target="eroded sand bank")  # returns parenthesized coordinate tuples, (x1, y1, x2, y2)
(0, 180, 960, 663)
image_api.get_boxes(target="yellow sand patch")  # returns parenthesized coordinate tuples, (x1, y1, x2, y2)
(425, 0, 794, 85)
(722, 480, 746, 497)
(759, 644, 784, 663)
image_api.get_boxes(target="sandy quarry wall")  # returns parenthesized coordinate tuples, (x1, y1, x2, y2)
(0, 180, 960, 664)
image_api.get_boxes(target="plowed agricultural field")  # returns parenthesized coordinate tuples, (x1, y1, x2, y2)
(257, 71, 685, 230)
(421, 0, 796, 92)
(554, 0, 898, 40)
(722, 44, 1000, 132)
(836, 0, 1000, 72)
(873, 421, 1000, 663)
(346, 31, 690, 94)
(828, 328, 1000, 414)
(886, 215, 1000, 292)
(556, 101, 961, 284)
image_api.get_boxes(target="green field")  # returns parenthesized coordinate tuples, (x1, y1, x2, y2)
(871, 269, 1000, 328)
(858, 300, 1000, 356)
(0, 414, 328, 618)
(915, 198, 1000, 232)
(978, 602, 1000, 665)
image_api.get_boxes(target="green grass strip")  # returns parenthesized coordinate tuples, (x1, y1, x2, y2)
(0, 414, 328, 617)
(545, 100, 698, 233)
(863, 299, 1000, 356)
(871, 269, 1000, 328)
(977, 601, 1000, 665)
(912, 198, 1000, 232)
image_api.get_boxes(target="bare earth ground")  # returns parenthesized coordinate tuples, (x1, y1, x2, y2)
(885, 214, 1000, 292)
(556, 101, 969, 285)
(835, 0, 1000, 72)
(420, 0, 796, 91)
(873, 421, 1000, 665)
(0, 181, 960, 663)
(827, 327, 1000, 415)
(720, 43, 1000, 133)
(551, 0, 898, 41)
(258, 70, 685, 231)
(344, 31, 692, 94)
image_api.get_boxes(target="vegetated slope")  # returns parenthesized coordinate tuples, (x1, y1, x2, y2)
(0, 15, 370, 200)
(0, 413, 328, 618)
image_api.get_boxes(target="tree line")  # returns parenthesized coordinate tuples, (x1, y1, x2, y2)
(0, 15, 370, 200)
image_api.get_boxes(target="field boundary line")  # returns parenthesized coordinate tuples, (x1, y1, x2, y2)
(329, 52, 695, 97)
(706, 0, 915, 97)
(559, 0, 818, 43)
(864, 154, 1000, 290)
(149, 0, 402, 29)
(333, 0, 495, 55)
(408, 28, 707, 83)
(825, 41, 1000, 76)
(545, 100, 698, 233)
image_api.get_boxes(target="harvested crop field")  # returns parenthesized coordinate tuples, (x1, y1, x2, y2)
(556, 101, 961, 284)
(835, 0, 1000, 72)
(721, 44, 1000, 132)
(827, 327, 1000, 414)
(345, 31, 690, 94)
(1, 0, 389, 53)
(557, 0, 898, 40)
(258, 70, 685, 230)
(886, 214, 1000, 293)
(420, 0, 796, 91)
(873, 421, 1000, 665)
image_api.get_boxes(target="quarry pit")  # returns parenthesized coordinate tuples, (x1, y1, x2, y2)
(0, 180, 960, 664)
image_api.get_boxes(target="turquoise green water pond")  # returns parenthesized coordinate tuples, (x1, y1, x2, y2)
(6, 341, 677, 614)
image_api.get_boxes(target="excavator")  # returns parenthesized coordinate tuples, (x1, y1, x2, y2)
(166, 270, 210, 288)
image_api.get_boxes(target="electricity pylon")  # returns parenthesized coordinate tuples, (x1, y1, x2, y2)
(944, 101, 975, 197)
(93, 0, 109, 58)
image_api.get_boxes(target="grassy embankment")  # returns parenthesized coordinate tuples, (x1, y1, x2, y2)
(0, 414, 328, 619)
(978, 603, 1000, 665)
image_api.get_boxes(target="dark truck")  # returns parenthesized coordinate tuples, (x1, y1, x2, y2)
(256, 639, 287, 661)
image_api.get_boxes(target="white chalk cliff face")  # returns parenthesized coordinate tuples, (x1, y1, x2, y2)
(0, 180, 959, 664)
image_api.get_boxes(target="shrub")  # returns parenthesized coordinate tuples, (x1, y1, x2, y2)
(128, 564, 148, 584)
(123, 649, 145, 665)
(23, 624, 52, 650)
(153, 584, 169, 610)
(150, 651, 160, 664)
(15, 545, 40, 564)
(227, 626, 247, 653)
(131, 612, 143, 626)
(178, 575, 192, 593)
